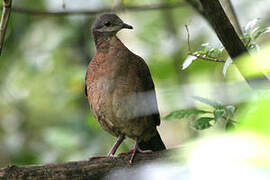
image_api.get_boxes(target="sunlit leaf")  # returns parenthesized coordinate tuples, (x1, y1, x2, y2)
(192, 117, 214, 130)
(264, 26, 270, 33)
(222, 58, 232, 76)
(253, 26, 270, 40)
(214, 109, 226, 122)
(250, 27, 260, 35)
(164, 109, 211, 120)
(226, 105, 236, 116)
(193, 96, 223, 108)
(201, 43, 209, 47)
(242, 19, 270, 53)
(244, 18, 260, 33)
(194, 43, 226, 61)
(182, 55, 197, 70)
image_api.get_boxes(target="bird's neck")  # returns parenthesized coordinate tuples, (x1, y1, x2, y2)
(93, 32, 124, 51)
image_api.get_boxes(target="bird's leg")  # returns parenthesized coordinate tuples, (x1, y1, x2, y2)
(89, 135, 125, 161)
(129, 138, 152, 164)
(107, 135, 125, 157)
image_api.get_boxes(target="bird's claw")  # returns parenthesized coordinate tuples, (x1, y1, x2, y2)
(88, 155, 114, 161)
(128, 147, 152, 165)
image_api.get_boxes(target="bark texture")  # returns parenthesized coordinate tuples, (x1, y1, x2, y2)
(0, 149, 175, 180)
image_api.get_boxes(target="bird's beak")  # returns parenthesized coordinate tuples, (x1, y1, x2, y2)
(122, 23, 133, 29)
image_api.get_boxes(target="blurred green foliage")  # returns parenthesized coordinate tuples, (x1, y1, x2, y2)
(165, 96, 236, 130)
(242, 19, 270, 52)
(0, 0, 270, 168)
(237, 92, 270, 137)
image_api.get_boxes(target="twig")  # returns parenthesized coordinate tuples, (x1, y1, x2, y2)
(187, 52, 225, 63)
(185, 25, 192, 52)
(0, 2, 187, 16)
(0, 0, 12, 56)
(185, 25, 225, 63)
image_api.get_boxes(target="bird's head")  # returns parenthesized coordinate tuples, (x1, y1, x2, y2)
(92, 13, 133, 35)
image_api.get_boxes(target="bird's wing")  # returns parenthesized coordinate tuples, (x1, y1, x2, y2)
(132, 55, 161, 126)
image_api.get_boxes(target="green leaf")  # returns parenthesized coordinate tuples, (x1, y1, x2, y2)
(195, 43, 226, 60)
(254, 26, 270, 40)
(164, 109, 210, 120)
(214, 109, 226, 122)
(225, 120, 235, 130)
(192, 117, 214, 130)
(226, 105, 236, 116)
(244, 18, 260, 33)
(222, 58, 232, 76)
(254, 28, 265, 40)
(192, 96, 223, 108)
(241, 19, 270, 53)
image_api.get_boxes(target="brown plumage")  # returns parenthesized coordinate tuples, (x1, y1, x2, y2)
(85, 13, 165, 163)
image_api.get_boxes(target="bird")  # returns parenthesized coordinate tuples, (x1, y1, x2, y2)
(85, 13, 166, 164)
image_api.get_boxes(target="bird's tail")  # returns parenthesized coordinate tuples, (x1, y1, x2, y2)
(139, 130, 166, 151)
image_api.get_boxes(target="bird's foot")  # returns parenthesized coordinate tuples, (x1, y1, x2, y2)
(128, 146, 152, 165)
(88, 156, 107, 161)
(119, 138, 153, 164)
(88, 154, 114, 161)
(89, 135, 125, 161)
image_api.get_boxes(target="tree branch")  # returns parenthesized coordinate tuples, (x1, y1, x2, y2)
(0, 149, 176, 179)
(0, 2, 187, 16)
(0, 0, 12, 56)
(219, 0, 242, 36)
(226, 0, 242, 36)
(198, 0, 269, 89)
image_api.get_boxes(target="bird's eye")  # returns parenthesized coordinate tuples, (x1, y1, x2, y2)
(104, 21, 112, 27)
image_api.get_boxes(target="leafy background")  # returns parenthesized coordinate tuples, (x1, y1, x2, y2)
(0, 0, 270, 167)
